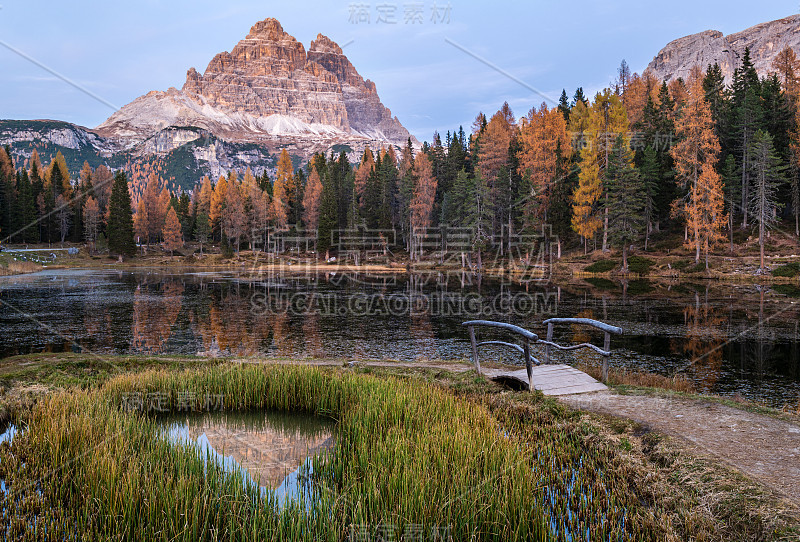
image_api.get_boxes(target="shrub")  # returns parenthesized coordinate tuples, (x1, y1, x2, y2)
(627, 256, 655, 275)
(772, 262, 800, 278)
(584, 259, 618, 273)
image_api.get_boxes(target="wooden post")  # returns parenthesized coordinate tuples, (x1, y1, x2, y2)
(468, 326, 481, 375)
(602, 331, 611, 383)
(523, 338, 532, 392)
(545, 322, 554, 365)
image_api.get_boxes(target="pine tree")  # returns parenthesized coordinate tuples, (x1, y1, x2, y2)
(638, 146, 659, 250)
(748, 130, 786, 269)
(721, 154, 740, 251)
(162, 206, 183, 256)
(573, 87, 588, 107)
(107, 171, 135, 257)
(194, 211, 211, 255)
(606, 136, 646, 271)
(732, 47, 763, 227)
(558, 90, 571, 121)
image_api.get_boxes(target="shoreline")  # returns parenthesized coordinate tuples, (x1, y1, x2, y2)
(2, 242, 799, 284)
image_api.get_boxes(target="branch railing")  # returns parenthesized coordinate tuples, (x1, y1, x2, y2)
(540, 318, 623, 383)
(462, 318, 623, 389)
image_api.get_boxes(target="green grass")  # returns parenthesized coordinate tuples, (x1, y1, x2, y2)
(772, 262, 800, 278)
(584, 259, 618, 273)
(0, 363, 700, 541)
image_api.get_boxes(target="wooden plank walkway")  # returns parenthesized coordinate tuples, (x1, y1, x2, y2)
(482, 364, 607, 396)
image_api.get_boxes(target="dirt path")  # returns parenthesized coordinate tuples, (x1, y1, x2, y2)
(559, 391, 800, 505)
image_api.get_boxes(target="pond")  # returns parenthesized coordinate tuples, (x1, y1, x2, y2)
(0, 268, 798, 407)
(159, 410, 334, 506)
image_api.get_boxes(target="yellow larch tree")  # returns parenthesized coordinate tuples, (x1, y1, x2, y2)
(573, 90, 628, 252)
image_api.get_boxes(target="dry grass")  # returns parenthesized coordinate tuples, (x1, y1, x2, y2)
(0, 260, 42, 275)
(577, 364, 696, 393)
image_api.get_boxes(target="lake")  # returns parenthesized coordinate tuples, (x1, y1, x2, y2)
(0, 268, 798, 408)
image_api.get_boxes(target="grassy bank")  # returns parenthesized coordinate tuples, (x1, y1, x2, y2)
(0, 359, 797, 540)
(0, 251, 42, 276)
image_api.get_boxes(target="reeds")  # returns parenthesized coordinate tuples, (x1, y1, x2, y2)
(0, 364, 678, 541)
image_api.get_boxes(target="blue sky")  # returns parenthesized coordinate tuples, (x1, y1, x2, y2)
(1, 1, 797, 142)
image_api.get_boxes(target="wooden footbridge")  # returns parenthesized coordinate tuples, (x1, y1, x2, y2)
(463, 318, 623, 396)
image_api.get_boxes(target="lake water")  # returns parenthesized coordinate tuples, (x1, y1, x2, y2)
(0, 268, 798, 407)
(159, 410, 333, 506)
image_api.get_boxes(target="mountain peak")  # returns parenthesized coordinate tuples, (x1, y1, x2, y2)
(96, 18, 414, 158)
(309, 33, 343, 55)
(246, 18, 289, 41)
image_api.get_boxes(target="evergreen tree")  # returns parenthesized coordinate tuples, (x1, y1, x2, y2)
(546, 140, 577, 257)
(573, 87, 588, 107)
(606, 135, 646, 271)
(721, 154, 740, 251)
(107, 171, 136, 257)
(748, 130, 786, 269)
(194, 211, 211, 255)
(703, 63, 729, 149)
(731, 47, 764, 227)
(638, 146, 660, 250)
(558, 89, 571, 121)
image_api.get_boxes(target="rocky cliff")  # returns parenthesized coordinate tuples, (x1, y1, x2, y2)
(645, 15, 800, 84)
(96, 18, 413, 151)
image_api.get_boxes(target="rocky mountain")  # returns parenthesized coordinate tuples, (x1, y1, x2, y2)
(96, 18, 413, 153)
(645, 14, 800, 84)
(0, 18, 415, 191)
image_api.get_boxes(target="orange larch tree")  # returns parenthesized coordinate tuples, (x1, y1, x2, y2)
(272, 149, 293, 229)
(302, 165, 323, 234)
(222, 179, 248, 255)
(409, 152, 437, 261)
(477, 109, 513, 239)
(210, 175, 227, 239)
(670, 66, 724, 266)
(355, 148, 375, 202)
(162, 206, 183, 255)
(517, 102, 571, 227)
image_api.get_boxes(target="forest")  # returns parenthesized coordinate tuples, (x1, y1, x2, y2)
(1, 47, 798, 270)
